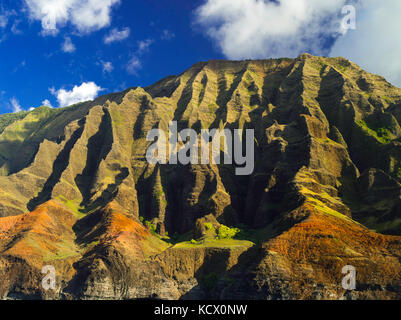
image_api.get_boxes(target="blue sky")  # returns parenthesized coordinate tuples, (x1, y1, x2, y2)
(0, 0, 400, 114)
(0, 0, 224, 113)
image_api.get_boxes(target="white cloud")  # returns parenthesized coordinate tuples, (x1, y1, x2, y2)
(195, 0, 348, 59)
(12, 60, 26, 73)
(104, 27, 130, 44)
(0, 9, 16, 29)
(125, 39, 153, 75)
(194, 0, 401, 87)
(161, 29, 175, 40)
(51, 82, 103, 107)
(126, 56, 141, 75)
(10, 97, 22, 113)
(0, 15, 8, 28)
(330, 0, 401, 88)
(101, 61, 113, 73)
(42, 99, 53, 107)
(24, 0, 120, 35)
(62, 36, 75, 53)
(137, 38, 153, 54)
(11, 20, 22, 34)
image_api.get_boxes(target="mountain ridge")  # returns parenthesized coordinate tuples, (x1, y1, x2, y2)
(0, 54, 401, 299)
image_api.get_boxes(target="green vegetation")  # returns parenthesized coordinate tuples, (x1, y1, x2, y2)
(56, 196, 86, 219)
(307, 197, 355, 223)
(359, 215, 401, 234)
(298, 185, 360, 224)
(208, 104, 218, 113)
(171, 222, 257, 249)
(393, 160, 401, 180)
(139, 216, 159, 236)
(336, 64, 349, 74)
(316, 137, 343, 147)
(217, 225, 240, 239)
(0, 106, 65, 175)
(277, 57, 293, 64)
(82, 240, 100, 253)
(204, 223, 213, 231)
(154, 187, 167, 207)
(167, 231, 193, 244)
(311, 59, 326, 71)
(173, 238, 254, 249)
(144, 220, 157, 234)
(42, 237, 80, 262)
(357, 119, 393, 144)
(0, 111, 29, 134)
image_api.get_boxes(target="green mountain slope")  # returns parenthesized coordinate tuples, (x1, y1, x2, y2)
(0, 54, 401, 299)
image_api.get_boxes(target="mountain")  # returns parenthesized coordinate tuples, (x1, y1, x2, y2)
(1, 53, 401, 300)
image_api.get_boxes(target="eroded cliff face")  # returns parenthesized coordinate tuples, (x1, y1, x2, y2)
(1, 54, 401, 299)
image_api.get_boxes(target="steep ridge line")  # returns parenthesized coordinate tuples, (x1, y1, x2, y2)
(0, 54, 400, 299)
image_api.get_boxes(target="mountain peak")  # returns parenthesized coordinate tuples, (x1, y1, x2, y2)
(0, 57, 401, 299)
